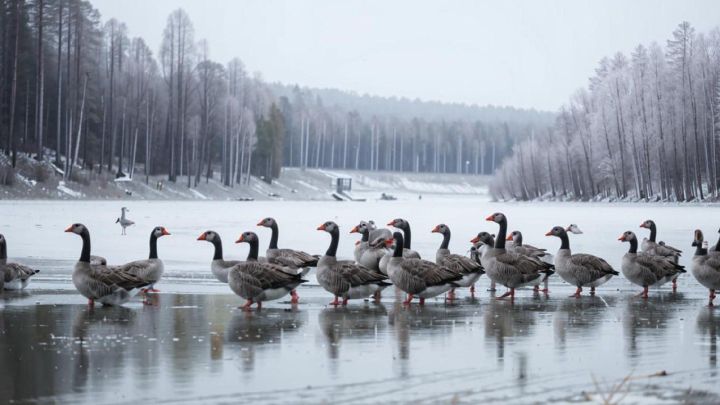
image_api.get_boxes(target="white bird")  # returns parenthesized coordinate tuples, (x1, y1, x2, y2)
(116, 207, 135, 235)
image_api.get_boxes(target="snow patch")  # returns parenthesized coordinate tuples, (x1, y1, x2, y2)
(189, 189, 208, 200)
(57, 182, 84, 198)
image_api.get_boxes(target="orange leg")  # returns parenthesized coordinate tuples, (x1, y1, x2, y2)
(637, 286, 649, 299)
(419, 297, 425, 306)
(570, 287, 582, 298)
(373, 290, 382, 302)
(342, 297, 349, 306)
(533, 285, 540, 293)
(402, 294, 414, 305)
(241, 299, 253, 310)
(329, 296, 340, 306)
(709, 290, 716, 307)
(672, 278, 678, 293)
(497, 288, 515, 300)
(470, 284, 476, 297)
(88, 298, 95, 306)
(447, 289, 456, 301)
(290, 290, 299, 304)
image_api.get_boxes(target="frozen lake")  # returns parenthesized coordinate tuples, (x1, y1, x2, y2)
(1, 198, 720, 403)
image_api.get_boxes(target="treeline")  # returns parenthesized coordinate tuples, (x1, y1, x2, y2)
(0, 1, 551, 190)
(491, 22, 720, 202)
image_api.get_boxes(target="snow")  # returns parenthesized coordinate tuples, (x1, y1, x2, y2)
(56, 182, 84, 198)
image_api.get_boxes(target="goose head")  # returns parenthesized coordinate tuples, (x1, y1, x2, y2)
(121, 207, 129, 213)
(470, 231, 494, 247)
(618, 230, 637, 242)
(691, 229, 704, 247)
(566, 224, 583, 234)
(64, 223, 88, 236)
(256, 217, 277, 228)
(639, 219, 655, 230)
(366, 220, 377, 231)
(197, 230, 221, 243)
(485, 212, 506, 224)
(387, 218, 409, 230)
(431, 223, 450, 236)
(545, 226, 567, 238)
(506, 230, 522, 243)
(316, 221, 339, 234)
(235, 231, 259, 244)
(152, 226, 171, 238)
(350, 221, 370, 235)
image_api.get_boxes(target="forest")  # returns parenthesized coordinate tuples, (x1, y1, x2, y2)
(0, 0, 552, 190)
(491, 22, 720, 202)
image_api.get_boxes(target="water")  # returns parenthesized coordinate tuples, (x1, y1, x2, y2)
(1, 198, 719, 403)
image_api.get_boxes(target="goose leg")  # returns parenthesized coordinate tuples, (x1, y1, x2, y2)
(488, 281, 496, 292)
(88, 298, 95, 307)
(637, 286, 649, 299)
(672, 278, 678, 292)
(373, 290, 382, 303)
(329, 296, 340, 306)
(290, 290, 299, 304)
(709, 290, 716, 307)
(419, 297, 425, 306)
(447, 288, 456, 301)
(470, 284, 476, 297)
(533, 285, 540, 293)
(241, 299, 253, 310)
(541, 278, 550, 294)
(402, 294, 414, 305)
(497, 288, 515, 300)
(570, 287, 582, 298)
(590, 287, 596, 296)
(342, 297, 349, 306)
(256, 301, 262, 310)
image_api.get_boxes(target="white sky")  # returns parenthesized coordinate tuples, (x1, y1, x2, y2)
(90, 0, 719, 111)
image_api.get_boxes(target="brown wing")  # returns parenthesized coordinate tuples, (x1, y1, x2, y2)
(335, 262, 388, 287)
(4, 262, 40, 281)
(400, 259, 462, 287)
(634, 253, 684, 278)
(569, 253, 618, 275)
(235, 262, 306, 290)
(495, 251, 551, 275)
(94, 266, 150, 291)
(274, 248, 318, 267)
(438, 254, 484, 275)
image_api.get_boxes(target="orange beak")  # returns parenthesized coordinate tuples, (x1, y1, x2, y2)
(256, 220, 264, 226)
(470, 236, 480, 244)
(387, 220, 395, 226)
(485, 214, 494, 221)
(618, 234, 626, 241)
(350, 225, 359, 234)
(317, 224, 326, 231)
(64, 225, 73, 233)
(544, 230, 553, 236)
(161, 228, 171, 236)
(235, 235, 244, 243)
(639, 223, 646, 228)
(197, 232, 207, 241)
(431, 225, 440, 233)
(506, 235, 513, 241)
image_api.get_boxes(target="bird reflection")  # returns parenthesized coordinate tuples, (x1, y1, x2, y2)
(225, 308, 306, 373)
(696, 308, 719, 374)
(483, 299, 550, 363)
(622, 293, 683, 363)
(318, 304, 388, 378)
(553, 296, 615, 352)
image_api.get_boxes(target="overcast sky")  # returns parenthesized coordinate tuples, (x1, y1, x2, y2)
(90, 0, 719, 111)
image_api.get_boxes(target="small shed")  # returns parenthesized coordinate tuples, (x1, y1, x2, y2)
(336, 177, 352, 193)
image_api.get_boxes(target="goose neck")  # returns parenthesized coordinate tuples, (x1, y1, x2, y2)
(439, 230, 450, 250)
(149, 232, 159, 259)
(325, 229, 339, 257)
(212, 238, 224, 261)
(494, 219, 507, 249)
(80, 229, 92, 263)
(269, 223, 279, 249)
(246, 239, 259, 261)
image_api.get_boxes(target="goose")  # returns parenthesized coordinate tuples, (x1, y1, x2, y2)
(483, 213, 554, 300)
(351, 220, 392, 263)
(351, 221, 391, 271)
(387, 218, 421, 259)
(0, 234, 40, 290)
(506, 230, 555, 293)
(618, 230, 686, 298)
(711, 229, 720, 256)
(229, 231, 308, 310)
(386, 231, 462, 305)
(257, 217, 318, 268)
(65, 223, 150, 306)
(115, 207, 135, 235)
(639, 220, 682, 291)
(470, 232, 497, 291)
(107, 226, 170, 293)
(691, 230, 720, 306)
(316, 221, 391, 306)
(545, 226, 618, 297)
(197, 231, 240, 283)
(431, 224, 484, 299)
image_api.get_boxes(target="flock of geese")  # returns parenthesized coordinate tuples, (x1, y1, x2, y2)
(1, 212, 720, 309)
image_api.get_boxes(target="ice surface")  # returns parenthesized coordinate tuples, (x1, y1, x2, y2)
(0, 198, 719, 403)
